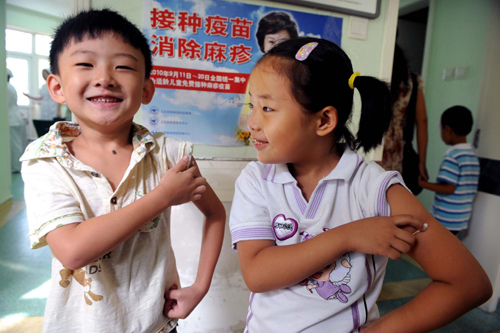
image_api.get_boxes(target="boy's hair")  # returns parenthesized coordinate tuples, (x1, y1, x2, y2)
(258, 37, 392, 152)
(256, 12, 299, 53)
(441, 105, 474, 135)
(50, 9, 153, 78)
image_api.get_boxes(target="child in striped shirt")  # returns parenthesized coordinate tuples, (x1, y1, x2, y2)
(419, 106, 480, 234)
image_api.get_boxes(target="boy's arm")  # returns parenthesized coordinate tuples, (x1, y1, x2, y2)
(164, 163, 226, 319)
(362, 185, 492, 333)
(418, 178, 456, 194)
(46, 156, 205, 270)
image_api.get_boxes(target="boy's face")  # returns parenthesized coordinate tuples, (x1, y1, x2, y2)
(47, 33, 154, 130)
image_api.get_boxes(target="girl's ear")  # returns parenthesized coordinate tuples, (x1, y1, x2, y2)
(316, 106, 338, 137)
(142, 78, 155, 105)
(47, 74, 66, 104)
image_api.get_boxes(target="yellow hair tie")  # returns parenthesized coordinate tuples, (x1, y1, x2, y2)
(348, 72, 360, 90)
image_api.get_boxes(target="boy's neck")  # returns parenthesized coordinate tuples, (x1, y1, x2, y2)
(449, 135, 467, 146)
(75, 121, 134, 150)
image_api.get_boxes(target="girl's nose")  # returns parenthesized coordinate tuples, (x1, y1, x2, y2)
(93, 67, 116, 88)
(247, 108, 260, 132)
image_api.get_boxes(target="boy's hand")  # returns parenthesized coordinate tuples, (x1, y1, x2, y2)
(344, 215, 427, 260)
(158, 156, 207, 207)
(163, 283, 207, 319)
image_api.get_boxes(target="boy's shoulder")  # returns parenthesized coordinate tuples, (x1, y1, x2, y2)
(445, 143, 478, 160)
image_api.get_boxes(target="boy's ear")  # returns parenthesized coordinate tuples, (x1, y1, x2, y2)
(46, 74, 67, 104)
(142, 79, 155, 105)
(316, 106, 338, 137)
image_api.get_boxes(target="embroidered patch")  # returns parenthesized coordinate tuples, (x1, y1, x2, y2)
(272, 214, 298, 241)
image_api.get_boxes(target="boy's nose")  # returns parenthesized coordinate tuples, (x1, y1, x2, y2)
(93, 68, 117, 88)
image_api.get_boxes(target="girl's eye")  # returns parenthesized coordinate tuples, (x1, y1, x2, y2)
(76, 63, 93, 67)
(263, 106, 273, 112)
(248, 103, 254, 108)
(117, 66, 133, 70)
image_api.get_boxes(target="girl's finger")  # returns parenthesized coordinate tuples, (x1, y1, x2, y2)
(392, 215, 425, 231)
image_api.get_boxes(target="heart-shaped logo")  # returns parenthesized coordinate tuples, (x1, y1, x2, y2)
(273, 214, 298, 241)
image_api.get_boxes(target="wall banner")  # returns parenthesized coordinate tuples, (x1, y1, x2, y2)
(143, 0, 342, 146)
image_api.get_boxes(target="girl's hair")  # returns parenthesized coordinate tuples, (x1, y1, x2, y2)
(256, 12, 299, 53)
(258, 37, 392, 152)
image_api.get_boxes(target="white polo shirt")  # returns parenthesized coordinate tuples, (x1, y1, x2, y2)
(230, 148, 405, 333)
(21, 122, 192, 333)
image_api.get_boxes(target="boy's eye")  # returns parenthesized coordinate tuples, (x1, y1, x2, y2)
(117, 66, 133, 70)
(76, 63, 93, 67)
(248, 103, 254, 108)
(263, 106, 273, 112)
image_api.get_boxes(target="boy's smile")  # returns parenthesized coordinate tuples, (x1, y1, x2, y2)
(47, 33, 154, 131)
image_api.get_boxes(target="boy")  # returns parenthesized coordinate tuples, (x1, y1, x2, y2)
(20, 9, 225, 333)
(419, 106, 480, 235)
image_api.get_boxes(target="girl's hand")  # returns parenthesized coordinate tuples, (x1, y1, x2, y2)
(344, 215, 426, 260)
(158, 156, 207, 207)
(163, 283, 207, 319)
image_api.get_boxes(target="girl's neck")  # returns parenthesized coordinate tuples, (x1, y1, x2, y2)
(288, 148, 341, 201)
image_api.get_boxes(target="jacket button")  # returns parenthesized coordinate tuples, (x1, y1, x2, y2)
(110, 197, 117, 204)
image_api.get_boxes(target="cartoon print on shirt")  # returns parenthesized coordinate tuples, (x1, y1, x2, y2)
(298, 229, 353, 302)
(59, 268, 103, 305)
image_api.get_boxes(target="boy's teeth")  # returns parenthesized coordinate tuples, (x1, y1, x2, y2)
(90, 97, 121, 103)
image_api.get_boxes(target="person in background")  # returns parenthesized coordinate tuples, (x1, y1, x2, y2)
(230, 37, 491, 332)
(7, 68, 27, 172)
(24, 68, 62, 120)
(256, 11, 299, 54)
(380, 45, 428, 181)
(419, 106, 480, 236)
(237, 11, 299, 138)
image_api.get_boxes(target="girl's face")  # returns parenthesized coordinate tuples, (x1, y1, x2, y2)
(247, 63, 318, 165)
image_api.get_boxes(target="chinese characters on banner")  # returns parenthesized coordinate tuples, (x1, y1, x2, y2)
(143, 0, 342, 146)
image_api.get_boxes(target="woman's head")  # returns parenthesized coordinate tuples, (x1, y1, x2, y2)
(254, 37, 392, 152)
(391, 44, 410, 99)
(256, 12, 299, 53)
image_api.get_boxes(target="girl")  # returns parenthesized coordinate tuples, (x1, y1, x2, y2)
(229, 37, 491, 332)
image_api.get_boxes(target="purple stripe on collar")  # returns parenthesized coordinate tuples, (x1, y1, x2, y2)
(263, 164, 272, 181)
(292, 186, 307, 215)
(306, 181, 328, 219)
(351, 302, 360, 331)
(271, 165, 277, 182)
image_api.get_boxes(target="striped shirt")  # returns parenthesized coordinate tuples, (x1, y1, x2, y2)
(432, 143, 480, 230)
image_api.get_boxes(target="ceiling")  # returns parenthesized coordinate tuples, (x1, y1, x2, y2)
(6, 0, 73, 18)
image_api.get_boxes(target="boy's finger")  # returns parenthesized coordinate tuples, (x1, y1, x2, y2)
(172, 156, 190, 172)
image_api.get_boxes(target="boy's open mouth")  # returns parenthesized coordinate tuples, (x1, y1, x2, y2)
(88, 97, 123, 103)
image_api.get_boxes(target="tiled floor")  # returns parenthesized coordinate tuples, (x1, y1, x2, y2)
(1, 173, 499, 332)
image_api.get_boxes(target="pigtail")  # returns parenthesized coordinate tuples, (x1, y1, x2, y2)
(353, 76, 392, 152)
